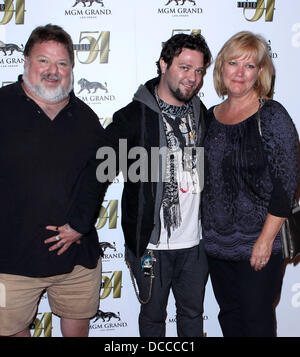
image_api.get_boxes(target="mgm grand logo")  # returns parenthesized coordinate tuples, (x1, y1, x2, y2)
(99, 241, 124, 262)
(76, 77, 115, 105)
(267, 39, 278, 59)
(158, 0, 203, 16)
(90, 309, 128, 331)
(0, 40, 24, 67)
(77, 78, 116, 105)
(65, 0, 111, 17)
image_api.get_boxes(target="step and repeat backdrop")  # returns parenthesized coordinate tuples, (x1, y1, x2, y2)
(1, 0, 300, 337)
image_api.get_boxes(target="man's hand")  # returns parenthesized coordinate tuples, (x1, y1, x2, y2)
(44, 223, 82, 255)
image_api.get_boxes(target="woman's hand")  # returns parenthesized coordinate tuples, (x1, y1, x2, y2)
(250, 214, 285, 271)
(250, 237, 273, 271)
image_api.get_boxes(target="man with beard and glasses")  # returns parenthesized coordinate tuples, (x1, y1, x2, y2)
(0, 24, 107, 337)
(104, 33, 212, 337)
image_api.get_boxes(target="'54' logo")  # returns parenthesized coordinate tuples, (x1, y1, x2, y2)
(0, 0, 25, 25)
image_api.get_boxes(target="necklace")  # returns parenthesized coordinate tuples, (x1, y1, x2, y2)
(154, 86, 199, 194)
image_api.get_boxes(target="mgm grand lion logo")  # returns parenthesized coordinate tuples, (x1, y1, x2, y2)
(99, 242, 116, 253)
(77, 78, 108, 94)
(165, 0, 196, 5)
(0, 41, 23, 56)
(72, 0, 104, 6)
(94, 310, 121, 322)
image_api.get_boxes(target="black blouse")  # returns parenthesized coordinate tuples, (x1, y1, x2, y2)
(202, 99, 299, 261)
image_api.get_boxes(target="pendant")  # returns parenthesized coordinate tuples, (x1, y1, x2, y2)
(180, 184, 189, 193)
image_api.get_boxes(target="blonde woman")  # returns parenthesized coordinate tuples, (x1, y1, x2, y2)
(201, 31, 299, 337)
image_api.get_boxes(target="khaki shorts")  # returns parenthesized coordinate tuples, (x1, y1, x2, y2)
(0, 259, 101, 336)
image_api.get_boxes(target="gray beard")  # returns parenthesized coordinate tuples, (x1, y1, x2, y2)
(22, 64, 74, 103)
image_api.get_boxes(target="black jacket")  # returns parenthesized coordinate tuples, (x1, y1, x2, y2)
(105, 77, 207, 257)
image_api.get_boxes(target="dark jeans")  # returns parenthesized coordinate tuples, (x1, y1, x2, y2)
(207, 254, 284, 337)
(126, 242, 208, 337)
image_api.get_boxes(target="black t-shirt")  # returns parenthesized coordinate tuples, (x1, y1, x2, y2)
(0, 77, 107, 276)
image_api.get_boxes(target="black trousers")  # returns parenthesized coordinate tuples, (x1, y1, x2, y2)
(207, 254, 283, 337)
(126, 242, 208, 337)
